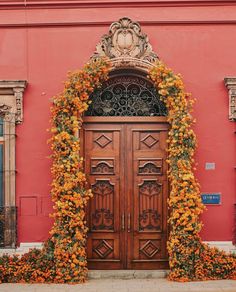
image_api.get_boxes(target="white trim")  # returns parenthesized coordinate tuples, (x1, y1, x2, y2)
(203, 241, 236, 253)
(0, 242, 43, 256)
(1, 241, 235, 256)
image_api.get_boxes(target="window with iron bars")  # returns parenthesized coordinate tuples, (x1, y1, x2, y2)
(0, 115, 17, 248)
(0, 80, 26, 248)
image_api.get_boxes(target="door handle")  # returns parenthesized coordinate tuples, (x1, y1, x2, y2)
(127, 213, 131, 233)
(121, 213, 125, 231)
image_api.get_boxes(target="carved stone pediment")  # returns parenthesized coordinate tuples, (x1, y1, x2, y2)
(92, 17, 158, 63)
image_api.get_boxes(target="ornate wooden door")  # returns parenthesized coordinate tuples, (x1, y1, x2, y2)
(126, 122, 168, 269)
(82, 117, 168, 269)
(82, 121, 125, 269)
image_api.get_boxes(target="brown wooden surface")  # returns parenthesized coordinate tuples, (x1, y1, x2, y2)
(82, 117, 168, 269)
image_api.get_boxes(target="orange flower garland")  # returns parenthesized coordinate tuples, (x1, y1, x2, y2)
(0, 57, 235, 283)
(48, 57, 111, 283)
(149, 61, 236, 281)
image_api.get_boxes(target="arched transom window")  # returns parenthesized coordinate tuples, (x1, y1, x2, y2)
(85, 71, 167, 117)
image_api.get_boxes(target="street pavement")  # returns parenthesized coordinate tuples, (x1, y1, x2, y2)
(0, 279, 236, 292)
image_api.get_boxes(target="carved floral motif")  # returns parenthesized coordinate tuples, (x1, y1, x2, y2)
(139, 180, 162, 231)
(0, 104, 12, 122)
(91, 180, 114, 231)
(91, 161, 114, 174)
(138, 162, 162, 175)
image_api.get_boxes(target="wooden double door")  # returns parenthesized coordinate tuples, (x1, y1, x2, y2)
(82, 117, 168, 269)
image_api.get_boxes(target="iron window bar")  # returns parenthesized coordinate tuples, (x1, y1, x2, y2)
(0, 206, 17, 248)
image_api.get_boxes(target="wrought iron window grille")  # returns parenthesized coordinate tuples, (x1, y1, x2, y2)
(0, 206, 17, 248)
(0, 114, 17, 248)
(86, 71, 167, 117)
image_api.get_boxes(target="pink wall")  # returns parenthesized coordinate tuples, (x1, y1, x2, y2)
(0, 1, 235, 244)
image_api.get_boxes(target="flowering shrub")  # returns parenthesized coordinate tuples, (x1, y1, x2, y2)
(149, 61, 236, 281)
(0, 243, 55, 283)
(0, 57, 235, 283)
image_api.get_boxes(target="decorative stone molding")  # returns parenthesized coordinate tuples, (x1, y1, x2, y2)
(111, 57, 154, 72)
(224, 77, 236, 121)
(92, 17, 158, 71)
(0, 80, 27, 124)
(13, 88, 25, 124)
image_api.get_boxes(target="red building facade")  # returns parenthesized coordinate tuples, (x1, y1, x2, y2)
(0, 0, 235, 263)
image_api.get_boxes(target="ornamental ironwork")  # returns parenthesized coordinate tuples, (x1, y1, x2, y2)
(85, 75, 167, 117)
(0, 206, 17, 248)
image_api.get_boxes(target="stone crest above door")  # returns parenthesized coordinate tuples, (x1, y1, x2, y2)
(92, 17, 158, 69)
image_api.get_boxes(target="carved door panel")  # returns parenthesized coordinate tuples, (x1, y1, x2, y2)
(82, 123, 125, 269)
(82, 118, 168, 269)
(126, 123, 169, 269)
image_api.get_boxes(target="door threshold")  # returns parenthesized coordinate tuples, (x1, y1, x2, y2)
(88, 270, 169, 279)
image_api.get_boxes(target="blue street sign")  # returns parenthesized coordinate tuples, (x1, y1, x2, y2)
(201, 193, 221, 205)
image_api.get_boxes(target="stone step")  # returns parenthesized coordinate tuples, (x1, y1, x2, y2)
(88, 270, 169, 279)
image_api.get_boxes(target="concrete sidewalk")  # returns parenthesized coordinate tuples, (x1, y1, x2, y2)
(0, 279, 236, 292)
